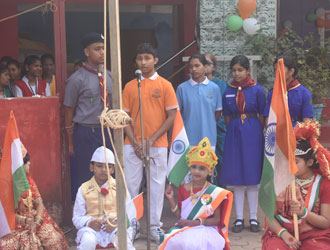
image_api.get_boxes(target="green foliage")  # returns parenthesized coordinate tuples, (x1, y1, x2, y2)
(245, 30, 330, 101)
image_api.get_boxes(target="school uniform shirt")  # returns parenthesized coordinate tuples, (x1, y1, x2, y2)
(122, 72, 178, 148)
(263, 84, 313, 127)
(15, 76, 50, 97)
(220, 83, 265, 186)
(176, 77, 222, 147)
(64, 63, 112, 125)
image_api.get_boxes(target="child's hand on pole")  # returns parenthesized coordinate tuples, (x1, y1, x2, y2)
(89, 220, 103, 231)
(290, 200, 305, 217)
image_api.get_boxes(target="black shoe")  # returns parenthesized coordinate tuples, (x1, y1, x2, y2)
(232, 219, 244, 233)
(249, 219, 260, 232)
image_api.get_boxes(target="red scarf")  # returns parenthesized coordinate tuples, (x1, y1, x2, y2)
(230, 75, 256, 124)
(287, 78, 300, 91)
(83, 63, 109, 107)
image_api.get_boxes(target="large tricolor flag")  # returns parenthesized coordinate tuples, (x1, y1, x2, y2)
(259, 59, 298, 222)
(167, 110, 190, 187)
(0, 111, 30, 237)
(126, 192, 144, 228)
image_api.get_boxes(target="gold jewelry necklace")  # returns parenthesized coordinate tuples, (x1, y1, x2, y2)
(295, 175, 315, 187)
(190, 181, 208, 205)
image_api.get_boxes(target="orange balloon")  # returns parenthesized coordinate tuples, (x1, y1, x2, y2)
(238, 0, 257, 20)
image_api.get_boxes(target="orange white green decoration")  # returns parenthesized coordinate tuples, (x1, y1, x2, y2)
(167, 110, 191, 187)
(0, 111, 30, 238)
(259, 58, 298, 222)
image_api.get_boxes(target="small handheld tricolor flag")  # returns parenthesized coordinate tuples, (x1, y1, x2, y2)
(259, 58, 298, 222)
(0, 111, 30, 238)
(167, 110, 190, 187)
(126, 192, 144, 228)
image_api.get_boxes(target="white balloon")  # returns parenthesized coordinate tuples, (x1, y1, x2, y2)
(283, 20, 293, 29)
(243, 18, 260, 35)
(316, 8, 325, 18)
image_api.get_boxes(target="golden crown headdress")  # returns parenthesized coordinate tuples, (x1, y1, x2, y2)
(186, 137, 218, 172)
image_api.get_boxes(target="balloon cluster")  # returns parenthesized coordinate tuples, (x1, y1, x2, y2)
(226, 0, 260, 35)
(306, 8, 329, 29)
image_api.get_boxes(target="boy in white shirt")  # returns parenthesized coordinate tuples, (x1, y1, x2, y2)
(72, 146, 135, 250)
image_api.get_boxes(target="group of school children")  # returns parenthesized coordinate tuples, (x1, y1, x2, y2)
(1, 31, 330, 250)
(0, 54, 57, 98)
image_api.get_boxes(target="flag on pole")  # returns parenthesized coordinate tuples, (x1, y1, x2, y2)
(167, 110, 190, 187)
(126, 192, 144, 228)
(0, 111, 30, 238)
(259, 59, 298, 222)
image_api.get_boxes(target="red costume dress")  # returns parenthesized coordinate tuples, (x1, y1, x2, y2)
(262, 176, 330, 250)
(0, 174, 68, 250)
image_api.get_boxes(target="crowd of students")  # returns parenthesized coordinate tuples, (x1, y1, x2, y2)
(1, 31, 330, 250)
(0, 54, 85, 98)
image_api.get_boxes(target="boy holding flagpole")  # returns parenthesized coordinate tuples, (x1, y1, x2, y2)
(72, 146, 136, 250)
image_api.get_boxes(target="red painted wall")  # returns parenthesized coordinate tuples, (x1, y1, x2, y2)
(0, 0, 197, 60)
(0, 0, 18, 59)
(0, 97, 62, 203)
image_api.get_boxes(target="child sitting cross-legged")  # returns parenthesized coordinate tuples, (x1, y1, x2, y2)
(262, 121, 330, 250)
(160, 137, 233, 250)
(72, 146, 135, 250)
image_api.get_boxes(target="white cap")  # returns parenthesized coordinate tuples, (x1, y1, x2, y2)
(91, 146, 115, 164)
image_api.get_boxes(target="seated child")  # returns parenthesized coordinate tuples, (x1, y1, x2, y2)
(0, 144, 68, 249)
(262, 120, 330, 250)
(160, 138, 233, 250)
(72, 146, 135, 250)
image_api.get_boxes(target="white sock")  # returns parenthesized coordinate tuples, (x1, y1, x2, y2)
(233, 186, 245, 222)
(247, 185, 259, 223)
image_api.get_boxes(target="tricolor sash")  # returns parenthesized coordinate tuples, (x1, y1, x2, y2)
(275, 174, 323, 224)
(159, 185, 233, 250)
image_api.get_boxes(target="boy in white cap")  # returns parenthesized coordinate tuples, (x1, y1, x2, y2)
(72, 146, 135, 250)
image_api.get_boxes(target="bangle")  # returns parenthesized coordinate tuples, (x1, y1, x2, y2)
(17, 215, 26, 225)
(171, 204, 178, 213)
(34, 216, 43, 227)
(35, 220, 42, 227)
(35, 215, 43, 221)
(277, 227, 288, 238)
(198, 218, 203, 225)
(299, 207, 309, 220)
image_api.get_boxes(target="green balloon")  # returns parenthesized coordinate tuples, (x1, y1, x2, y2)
(227, 15, 243, 31)
(307, 13, 317, 22)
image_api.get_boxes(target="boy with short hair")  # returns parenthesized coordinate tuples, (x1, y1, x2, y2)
(64, 32, 112, 200)
(122, 43, 178, 242)
(72, 146, 135, 250)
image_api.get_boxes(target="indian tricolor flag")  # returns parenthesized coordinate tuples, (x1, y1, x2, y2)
(0, 111, 30, 238)
(126, 193, 144, 228)
(259, 59, 298, 222)
(167, 110, 190, 187)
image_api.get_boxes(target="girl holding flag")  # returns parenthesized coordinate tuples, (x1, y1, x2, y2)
(220, 55, 266, 233)
(161, 137, 233, 250)
(262, 120, 330, 249)
(0, 144, 68, 249)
